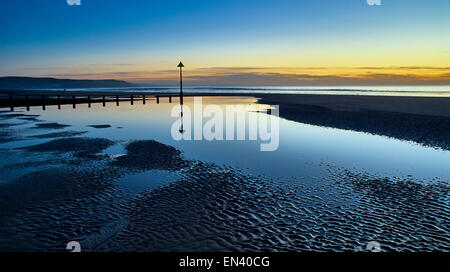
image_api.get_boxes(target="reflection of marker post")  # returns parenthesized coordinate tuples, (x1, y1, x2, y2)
(177, 61, 185, 134)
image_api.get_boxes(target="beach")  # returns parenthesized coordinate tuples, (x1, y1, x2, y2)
(2, 0, 450, 260)
(0, 92, 449, 252)
(256, 94, 450, 150)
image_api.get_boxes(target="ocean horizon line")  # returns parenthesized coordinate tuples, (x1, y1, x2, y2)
(6, 85, 450, 97)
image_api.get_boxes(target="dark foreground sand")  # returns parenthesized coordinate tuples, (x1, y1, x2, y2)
(256, 94, 450, 150)
(256, 94, 450, 117)
(1, 137, 449, 251)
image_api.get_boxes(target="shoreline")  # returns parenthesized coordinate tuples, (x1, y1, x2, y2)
(255, 94, 450, 150)
(1, 91, 450, 150)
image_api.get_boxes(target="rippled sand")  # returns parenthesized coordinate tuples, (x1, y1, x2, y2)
(0, 111, 449, 252)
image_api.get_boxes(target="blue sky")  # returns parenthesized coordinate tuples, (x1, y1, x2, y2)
(1, 0, 449, 85)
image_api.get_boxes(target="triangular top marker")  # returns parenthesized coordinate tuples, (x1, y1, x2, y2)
(177, 61, 184, 68)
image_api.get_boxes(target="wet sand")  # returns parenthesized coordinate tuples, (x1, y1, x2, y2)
(32, 123, 71, 129)
(256, 94, 450, 117)
(113, 140, 187, 171)
(256, 94, 450, 150)
(1, 135, 448, 251)
(21, 137, 114, 154)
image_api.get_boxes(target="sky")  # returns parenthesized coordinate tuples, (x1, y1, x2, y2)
(0, 0, 449, 86)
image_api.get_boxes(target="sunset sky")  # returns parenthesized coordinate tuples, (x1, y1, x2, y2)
(1, 0, 449, 86)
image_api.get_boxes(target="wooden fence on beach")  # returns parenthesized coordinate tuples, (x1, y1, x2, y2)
(0, 89, 178, 111)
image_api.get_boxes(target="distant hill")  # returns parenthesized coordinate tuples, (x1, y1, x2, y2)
(0, 76, 134, 89)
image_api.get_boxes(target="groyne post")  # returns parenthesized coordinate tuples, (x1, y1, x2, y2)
(25, 95, 30, 111)
(42, 95, 46, 111)
(9, 94, 13, 111)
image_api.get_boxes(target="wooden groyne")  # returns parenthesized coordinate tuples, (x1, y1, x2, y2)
(0, 89, 178, 111)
